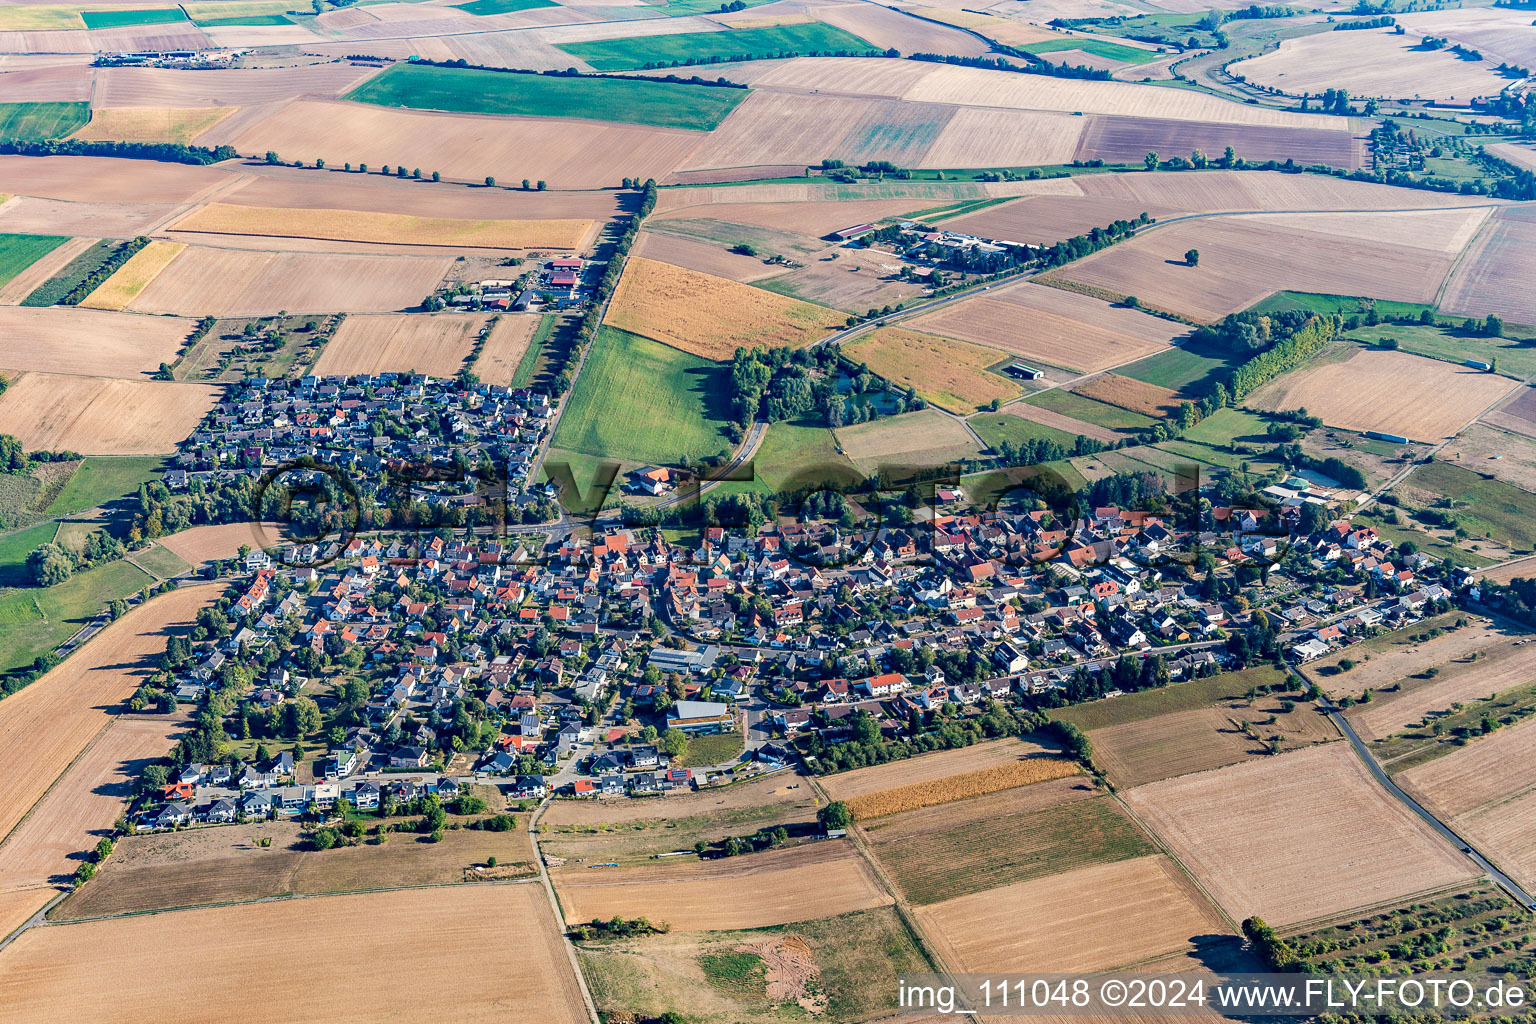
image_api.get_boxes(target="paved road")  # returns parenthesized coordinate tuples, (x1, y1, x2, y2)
(1321, 698, 1536, 912)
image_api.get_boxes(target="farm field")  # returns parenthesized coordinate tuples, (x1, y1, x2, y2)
(1073, 373, 1182, 417)
(1054, 211, 1488, 321)
(916, 854, 1228, 974)
(577, 905, 930, 1024)
(0, 888, 51, 945)
(913, 282, 1179, 372)
(838, 408, 982, 476)
(156, 521, 285, 567)
(127, 246, 452, 317)
(472, 314, 540, 385)
(630, 230, 789, 284)
(45, 455, 162, 519)
(1439, 423, 1536, 493)
(1117, 340, 1245, 392)
(1048, 666, 1289, 731)
(1244, 347, 1516, 442)
(870, 794, 1152, 905)
(0, 884, 588, 1024)
(0, 236, 94, 305)
(0, 372, 220, 455)
(549, 840, 890, 931)
(0, 100, 88, 139)
(70, 105, 235, 144)
(542, 771, 813, 828)
(1396, 460, 1536, 552)
(991, 400, 1121, 445)
(1344, 323, 1536, 381)
(310, 312, 487, 377)
(820, 737, 1058, 802)
(603, 257, 843, 359)
(231, 100, 698, 191)
(1023, 388, 1156, 435)
(551, 326, 731, 464)
(1124, 743, 1478, 926)
(1302, 613, 1492, 697)
(78, 240, 185, 311)
(0, 711, 190, 892)
(843, 757, 1081, 820)
(1230, 28, 1510, 101)
(1440, 206, 1536, 330)
(1074, 169, 1486, 214)
(0, 233, 67, 290)
(345, 59, 747, 131)
(559, 23, 876, 70)
(741, 417, 854, 495)
(0, 585, 213, 844)
(842, 327, 1014, 415)
(18, 239, 120, 307)
(172, 202, 594, 251)
(968, 411, 1079, 452)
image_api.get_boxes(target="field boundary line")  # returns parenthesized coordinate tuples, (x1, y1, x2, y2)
(1107, 788, 1241, 935)
(529, 795, 602, 1024)
(0, 887, 66, 953)
(41, 876, 546, 928)
(1273, 879, 1480, 938)
(1433, 204, 1497, 310)
(0, 715, 118, 855)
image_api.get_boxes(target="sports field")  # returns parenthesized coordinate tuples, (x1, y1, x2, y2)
(559, 23, 877, 71)
(345, 62, 747, 131)
(550, 326, 732, 465)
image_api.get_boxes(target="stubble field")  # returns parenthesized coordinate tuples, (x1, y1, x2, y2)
(0, 306, 190, 376)
(1243, 347, 1516, 442)
(0, 884, 588, 1024)
(1303, 615, 1502, 698)
(1351, 638, 1536, 742)
(0, 372, 220, 455)
(1440, 206, 1536, 329)
(1230, 28, 1509, 101)
(842, 327, 1015, 415)
(71, 105, 236, 144)
(472, 314, 540, 385)
(310, 312, 487, 377)
(1091, 701, 1338, 788)
(172, 202, 594, 251)
(838, 408, 982, 475)
(1123, 743, 1478, 926)
(78, 240, 185, 310)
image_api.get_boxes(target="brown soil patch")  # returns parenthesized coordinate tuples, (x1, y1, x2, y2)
(1305, 616, 1506, 698)
(0, 372, 219, 455)
(999, 400, 1121, 444)
(173, 202, 593, 251)
(847, 757, 1080, 820)
(856, 775, 1098, 845)
(738, 934, 826, 1014)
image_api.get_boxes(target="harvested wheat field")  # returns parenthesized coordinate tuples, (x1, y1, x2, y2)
(1441, 207, 1536, 329)
(1092, 707, 1275, 788)
(822, 737, 1058, 801)
(0, 713, 190, 892)
(914, 280, 1179, 373)
(604, 257, 842, 359)
(1124, 743, 1478, 926)
(0, 155, 230, 205)
(543, 771, 814, 828)
(79, 241, 185, 311)
(1075, 373, 1182, 417)
(1231, 29, 1508, 101)
(0, 306, 191, 377)
(310, 312, 487, 377)
(1074, 113, 1368, 171)
(0, 587, 214, 845)
(0, 887, 51, 944)
(909, 8, 1065, 47)
(1244, 347, 1516, 442)
(172, 202, 594, 251)
(917, 855, 1228, 974)
(1076, 169, 1491, 213)
(838, 407, 982, 475)
(1055, 212, 1482, 321)
(631, 231, 788, 284)
(651, 197, 933, 236)
(1454, 791, 1536, 895)
(843, 327, 1015, 414)
(157, 522, 286, 567)
(814, 1, 990, 57)
(0, 373, 219, 455)
(0, 884, 587, 1024)
(856, 775, 1099, 846)
(127, 246, 451, 316)
(1305, 617, 1507, 698)
(232, 100, 699, 190)
(550, 840, 889, 931)
(1351, 638, 1536, 742)
(472, 314, 539, 385)
(1399, 716, 1536, 822)
(942, 193, 1181, 247)
(71, 106, 237, 145)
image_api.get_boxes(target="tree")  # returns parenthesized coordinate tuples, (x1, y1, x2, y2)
(484, 176, 496, 187)
(26, 543, 73, 586)
(431, 170, 441, 181)
(818, 801, 852, 831)
(660, 729, 689, 759)
(1144, 151, 1160, 171)
(1185, 248, 1200, 267)
(315, 158, 325, 169)
(521, 178, 531, 190)
(1485, 313, 1505, 337)
(536, 180, 547, 191)
(265, 150, 281, 164)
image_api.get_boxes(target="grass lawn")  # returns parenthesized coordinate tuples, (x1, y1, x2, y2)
(20, 239, 117, 307)
(44, 456, 163, 518)
(0, 102, 90, 141)
(1404, 460, 1536, 552)
(1024, 388, 1155, 434)
(1116, 339, 1242, 394)
(453, 0, 554, 12)
(1049, 665, 1289, 731)
(550, 327, 733, 465)
(0, 234, 68, 290)
(1353, 509, 1493, 568)
(558, 23, 877, 71)
(0, 522, 58, 589)
(0, 558, 154, 672)
(79, 7, 187, 27)
(1345, 324, 1536, 378)
(540, 447, 631, 517)
(748, 417, 854, 495)
(344, 62, 748, 131)
(510, 313, 556, 389)
(1021, 37, 1163, 64)
(970, 412, 1079, 452)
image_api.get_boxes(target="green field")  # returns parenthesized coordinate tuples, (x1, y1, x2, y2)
(344, 62, 748, 131)
(558, 23, 877, 71)
(191, 13, 292, 24)
(1353, 509, 1493, 568)
(0, 102, 90, 141)
(0, 234, 69, 290)
(969, 411, 1080, 452)
(550, 327, 732, 465)
(643, 0, 777, 14)
(509, 314, 556, 389)
(869, 796, 1153, 906)
(1116, 340, 1241, 394)
(1248, 291, 1437, 321)
(1023, 388, 1155, 433)
(45, 456, 164, 519)
(1021, 37, 1164, 64)
(453, 0, 554, 13)
(129, 543, 193, 580)
(1049, 665, 1289, 731)
(0, 558, 154, 672)
(79, 7, 188, 27)
(1345, 324, 1536, 379)
(0, 522, 59, 589)
(744, 417, 854, 495)
(1179, 407, 1272, 447)
(1402, 460, 1536, 552)
(20, 240, 118, 307)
